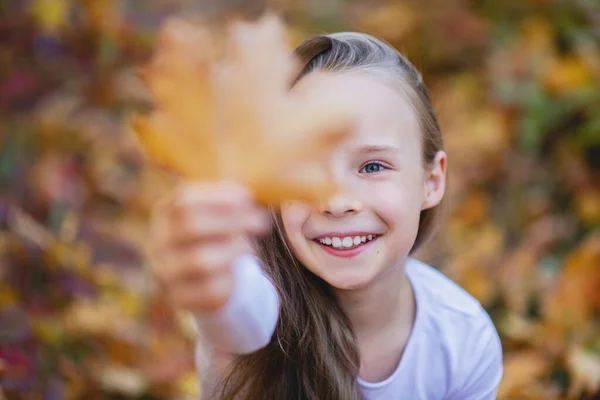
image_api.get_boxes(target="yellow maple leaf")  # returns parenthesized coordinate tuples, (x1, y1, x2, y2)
(177, 371, 201, 398)
(131, 15, 354, 205)
(30, 0, 71, 34)
(543, 56, 592, 94)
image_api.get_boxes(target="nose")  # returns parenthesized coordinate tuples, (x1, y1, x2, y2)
(318, 191, 362, 218)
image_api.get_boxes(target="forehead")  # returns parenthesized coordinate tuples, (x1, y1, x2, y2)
(295, 70, 421, 150)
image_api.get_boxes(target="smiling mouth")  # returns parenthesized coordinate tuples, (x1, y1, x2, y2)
(314, 234, 380, 250)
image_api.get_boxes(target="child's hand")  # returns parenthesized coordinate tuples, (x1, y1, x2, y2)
(148, 181, 269, 313)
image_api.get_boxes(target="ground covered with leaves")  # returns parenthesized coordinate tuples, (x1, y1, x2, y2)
(1, 0, 599, 399)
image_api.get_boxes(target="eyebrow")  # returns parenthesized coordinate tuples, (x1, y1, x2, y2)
(357, 145, 401, 155)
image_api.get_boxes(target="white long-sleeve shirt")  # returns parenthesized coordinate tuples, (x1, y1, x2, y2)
(194, 255, 503, 399)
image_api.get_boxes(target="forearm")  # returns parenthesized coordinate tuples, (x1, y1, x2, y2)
(194, 254, 280, 354)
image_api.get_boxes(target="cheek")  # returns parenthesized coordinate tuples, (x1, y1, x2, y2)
(368, 179, 424, 227)
(280, 201, 311, 237)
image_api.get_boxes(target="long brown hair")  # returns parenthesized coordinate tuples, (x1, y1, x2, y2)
(216, 32, 445, 400)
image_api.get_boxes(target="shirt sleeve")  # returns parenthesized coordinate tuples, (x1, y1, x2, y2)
(448, 320, 503, 400)
(193, 253, 280, 354)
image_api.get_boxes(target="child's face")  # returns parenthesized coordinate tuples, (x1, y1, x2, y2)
(281, 71, 446, 290)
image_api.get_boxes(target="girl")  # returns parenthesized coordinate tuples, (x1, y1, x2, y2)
(149, 32, 503, 399)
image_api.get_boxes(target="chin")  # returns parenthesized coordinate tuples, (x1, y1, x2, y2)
(317, 267, 380, 291)
(291, 234, 393, 291)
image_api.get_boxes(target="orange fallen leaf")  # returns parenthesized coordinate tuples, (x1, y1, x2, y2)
(541, 233, 600, 335)
(82, 0, 121, 36)
(574, 186, 600, 226)
(498, 350, 550, 399)
(351, 3, 418, 43)
(131, 15, 355, 204)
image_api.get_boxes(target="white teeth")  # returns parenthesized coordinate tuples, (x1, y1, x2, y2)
(317, 234, 378, 249)
(332, 237, 342, 248)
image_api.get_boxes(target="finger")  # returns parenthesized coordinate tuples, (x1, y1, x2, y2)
(164, 207, 270, 247)
(171, 180, 255, 211)
(154, 236, 252, 285)
(151, 181, 255, 236)
(172, 273, 234, 313)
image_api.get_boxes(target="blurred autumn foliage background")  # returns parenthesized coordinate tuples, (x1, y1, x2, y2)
(1, 0, 599, 399)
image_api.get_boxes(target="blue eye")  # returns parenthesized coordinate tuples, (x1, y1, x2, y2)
(360, 162, 386, 174)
